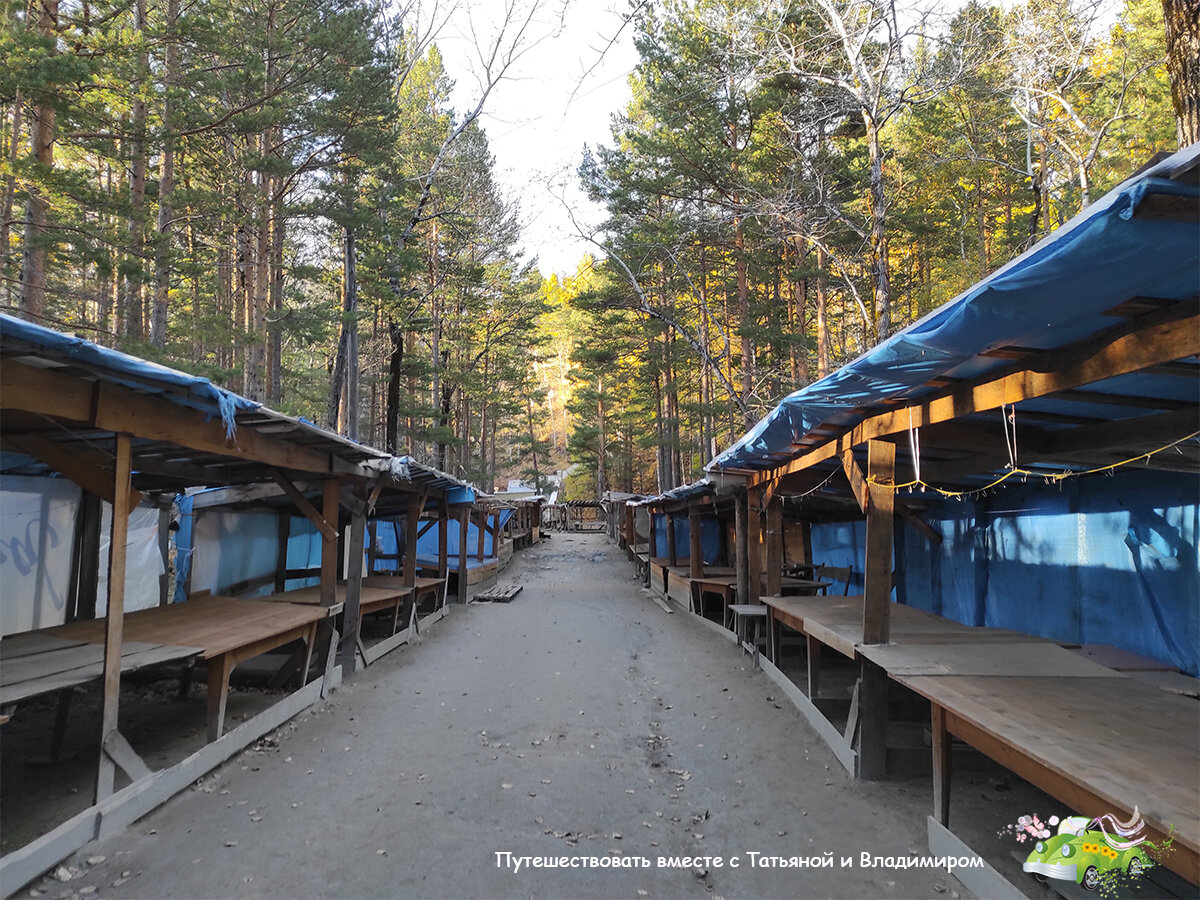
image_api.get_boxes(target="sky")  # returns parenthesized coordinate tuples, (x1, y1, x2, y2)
(432, 0, 641, 279)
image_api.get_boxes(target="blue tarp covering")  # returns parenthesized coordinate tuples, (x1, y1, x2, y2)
(0, 314, 259, 437)
(368, 509, 511, 573)
(651, 513, 722, 565)
(710, 152, 1200, 473)
(809, 461, 1198, 675)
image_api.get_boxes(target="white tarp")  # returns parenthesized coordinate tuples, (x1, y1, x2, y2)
(96, 503, 165, 616)
(0, 476, 80, 635)
(0, 478, 166, 634)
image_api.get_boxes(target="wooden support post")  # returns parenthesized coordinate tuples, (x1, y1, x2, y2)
(403, 493, 421, 587)
(366, 519, 377, 577)
(806, 634, 822, 700)
(665, 512, 677, 567)
(688, 507, 703, 580)
(338, 486, 366, 675)
(491, 511, 500, 555)
(320, 479, 340, 607)
(863, 439, 896, 645)
(800, 519, 812, 566)
(624, 505, 635, 551)
(476, 508, 486, 561)
(765, 495, 782, 598)
(734, 489, 749, 607)
(157, 507, 172, 606)
(274, 512, 289, 593)
(68, 492, 102, 621)
(438, 498, 449, 579)
(96, 433, 132, 803)
(457, 505, 469, 603)
(857, 658, 889, 780)
(746, 497, 762, 604)
(932, 704, 951, 826)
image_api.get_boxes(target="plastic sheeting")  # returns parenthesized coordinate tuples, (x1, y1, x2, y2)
(651, 513, 722, 565)
(366, 510, 510, 574)
(190, 510, 280, 597)
(811, 470, 1199, 676)
(0, 476, 80, 635)
(0, 478, 165, 634)
(96, 503, 164, 615)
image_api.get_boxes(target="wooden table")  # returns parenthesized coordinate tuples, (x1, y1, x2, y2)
(764, 594, 1040, 699)
(1, 632, 202, 706)
(263, 584, 414, 635)
(364, 575, 445, 613)
(46, 596, 332, 741)
(760, 593, 1200, 884)
(901, 671, 1200, 886)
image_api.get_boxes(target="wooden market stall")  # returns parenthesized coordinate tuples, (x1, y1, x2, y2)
(0, 315, 476, 889)
(702, 147, 1200, 890)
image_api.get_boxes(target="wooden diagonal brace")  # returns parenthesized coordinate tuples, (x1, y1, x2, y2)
(269, 468, 337, 542)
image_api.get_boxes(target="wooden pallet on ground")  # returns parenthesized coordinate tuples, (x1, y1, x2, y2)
(472, 585, 523, 603)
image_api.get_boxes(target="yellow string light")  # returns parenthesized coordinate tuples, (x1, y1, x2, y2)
(864, 430, 1200, 499)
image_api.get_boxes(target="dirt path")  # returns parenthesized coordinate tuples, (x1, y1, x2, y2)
(33, 534, 960, 899)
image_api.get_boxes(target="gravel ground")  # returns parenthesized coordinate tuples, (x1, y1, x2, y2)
(15, 533, 975, 900)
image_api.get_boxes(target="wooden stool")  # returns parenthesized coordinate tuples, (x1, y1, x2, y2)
(728, 604, 769, 665)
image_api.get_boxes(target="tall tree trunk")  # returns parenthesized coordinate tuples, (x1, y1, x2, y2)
(385, 317, 403, 452)
(816, 244, 830, 378)
(2, 90, 24, 306)
(19, 0, 57, 323)
(864, 110, 890, 343)
(1162, 0, 1200, 148)
(596, 375, 606, 498)
(332, 227, 358, 437)
(150, 0, 179, 347)
(526, 393, 539, 493)
(267, 172, 284, 405)
(734, 208, 752, 425)
(122, 0, 149, 339)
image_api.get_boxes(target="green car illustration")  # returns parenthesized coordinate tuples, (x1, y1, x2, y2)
(1023, 825, 1150, 891)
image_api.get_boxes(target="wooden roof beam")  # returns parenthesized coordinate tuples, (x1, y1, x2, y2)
(747, 307, 1200, 488)
(1, 359, 364, 480)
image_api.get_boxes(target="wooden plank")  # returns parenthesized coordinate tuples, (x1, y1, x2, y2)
(688, 507, 704, 580)
(858, 640, 1129, 678)
(0, 360, 365, 478)
(758, 653, 857, 775)
(904, 673, 1200, 883)
(0, 633, 90, 659)
(931, 705, 950, 825)
(320, 479, 340, 607)
(1070, 644, 1178, 671)
(102, 729, 152, 782)
(97, 432, 132, 804)
(403, 495, 423, 585)
(840, 449, 869, 513)
(1128, 669, 1200, 696)
(1, 640, 200, 692)
(862, 440, 895, 646)
(926, 817, 1028, 900)
(856, 658, 888, 779)
(765, 499, 783, 597)
(337, 502, 366, 674)
(269, 468, 337, 541)
(734, 490, 749, 611)
(747, 307, 1200, 488)
(457, 505, 469, 604)
(361, 625, 413, 665)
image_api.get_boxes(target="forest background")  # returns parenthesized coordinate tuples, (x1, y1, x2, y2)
(3, 0, 1197, 498)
